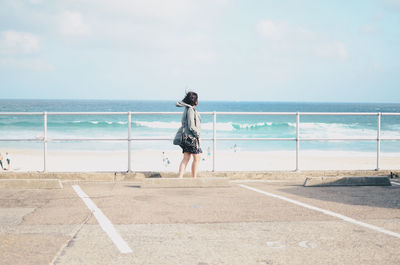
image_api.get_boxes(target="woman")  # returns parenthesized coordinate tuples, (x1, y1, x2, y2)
(176, 92, 202, 178)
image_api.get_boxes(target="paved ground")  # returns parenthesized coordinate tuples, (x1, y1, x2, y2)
(1, 178, 400, 265)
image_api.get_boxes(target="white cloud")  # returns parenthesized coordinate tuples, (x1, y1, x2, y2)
(373, 63, 383, 71)
(0, 58, 55, 71)
(29, 0, 44, 4)
(0, 30, 41, 54)
(258, 20, 316, 41)
(383, 0, 400, 8)
(316, 42, 348, 60)
(361, 25, 379, 34)
(258, 20, 285, 40)
(10, 0, 44, 7)
(68, 0, 195, 21)
(59, 11, 91, 37)
(56, 0, 227, 64)
(258, 20, 348, 61)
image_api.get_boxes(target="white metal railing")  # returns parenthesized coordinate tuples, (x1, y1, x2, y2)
(0, 111, 399, 172)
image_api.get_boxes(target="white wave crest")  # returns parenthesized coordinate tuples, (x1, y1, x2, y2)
(134, 121, 181, 129)
(133, 121, 235, 131)
(202, 122, 235, 131)
(298, 122, 400, 139)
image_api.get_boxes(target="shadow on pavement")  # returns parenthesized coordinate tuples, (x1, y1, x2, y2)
(279, 185, 400, 209)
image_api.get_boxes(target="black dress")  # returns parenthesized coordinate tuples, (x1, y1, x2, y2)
(180, 138, 202, 154)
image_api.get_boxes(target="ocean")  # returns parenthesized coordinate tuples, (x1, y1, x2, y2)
(1, 99, 400, 153)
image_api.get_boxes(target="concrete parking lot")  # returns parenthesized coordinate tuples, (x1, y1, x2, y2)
(1, 179, 399, 265)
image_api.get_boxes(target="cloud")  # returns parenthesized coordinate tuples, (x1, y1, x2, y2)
(59, 11, 91, 37)
(67, 0, 195, 21)
(257, 20, 348, 61)
(258, 20, 285, 40)
(0, 30, 41, 54)
(9, 0, 44, 7)
(258, 20, 316, 41)
(53, 0, 228, 64)
(383, 0, 400, 8)
(0, 58, 55, 71)
(316, 41, 348, 60)
(361, 25, 379, 34)
(28, 0, 44, 4)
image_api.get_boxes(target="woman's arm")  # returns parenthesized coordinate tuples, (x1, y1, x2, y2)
(187, 108, 200, 138)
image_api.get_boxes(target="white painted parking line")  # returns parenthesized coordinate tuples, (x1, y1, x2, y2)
(230, 180, 290, 183)
(239, 184, 400, 239)
(391, 181, 400, 186)
(72, 185, 133, 254)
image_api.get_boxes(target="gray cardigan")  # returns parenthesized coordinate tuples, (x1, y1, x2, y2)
(176, 101, 201, 139)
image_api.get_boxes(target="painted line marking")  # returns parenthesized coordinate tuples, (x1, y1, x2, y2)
(230, 180, 291, 183)
(238, 184, 400, 239)
(391, 181, 400, 186)
(72, 185, 132, 254)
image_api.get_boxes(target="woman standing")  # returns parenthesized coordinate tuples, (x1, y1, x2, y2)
(175, 92, 202, 178)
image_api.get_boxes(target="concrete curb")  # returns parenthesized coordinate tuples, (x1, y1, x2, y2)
(303, 176, 392, 187)
(0, 179, 63, 189)
(141, 177, 230, 188)
(0, 170, 393, 182)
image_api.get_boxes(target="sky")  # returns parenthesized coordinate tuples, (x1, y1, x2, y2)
(0, 0, 399, 102)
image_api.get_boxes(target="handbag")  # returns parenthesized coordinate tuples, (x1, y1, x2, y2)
(181, 129, 197, 148)
(173, 127, 184, 145)
(173, 127, 197, 148)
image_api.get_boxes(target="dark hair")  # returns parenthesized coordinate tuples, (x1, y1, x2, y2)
(182, 91, 198, 106)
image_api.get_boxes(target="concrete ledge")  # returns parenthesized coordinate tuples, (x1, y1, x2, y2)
(0, 172, 148, 181)
(304, 176, 392, 187)
(0, 170, 394, 182)
(0, 179, 63, 189)
(141, 177, 230, 188)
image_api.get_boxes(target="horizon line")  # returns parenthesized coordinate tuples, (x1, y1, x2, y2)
(1, 98, 399, 105)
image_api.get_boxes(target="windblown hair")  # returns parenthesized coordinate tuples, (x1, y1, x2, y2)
(182, 91, 198, 106)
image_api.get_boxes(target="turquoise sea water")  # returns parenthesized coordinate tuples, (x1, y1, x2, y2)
(0, 99, 400, 153)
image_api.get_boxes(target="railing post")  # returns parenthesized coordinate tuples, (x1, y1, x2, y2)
(128, 112, 132, 172)
(213, 111, 217, 172)
(43, 112, 47, 172)
(295, 112, 300, 172)
(376, 112, 381, 171)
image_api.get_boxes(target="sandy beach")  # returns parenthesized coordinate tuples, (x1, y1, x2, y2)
(1, 148, 399, 172)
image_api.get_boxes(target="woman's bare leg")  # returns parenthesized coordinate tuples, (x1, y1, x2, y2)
(191, 154, 201, 178)
(178, 152, 191, 178)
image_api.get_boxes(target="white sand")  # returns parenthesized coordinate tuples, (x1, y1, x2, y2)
(1, 148, 399, 172)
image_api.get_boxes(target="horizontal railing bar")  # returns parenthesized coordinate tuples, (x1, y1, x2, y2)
(0, 138, 399, 142)
(50, 138, 128, 141)
(47, 112, 129, 115)
(0, 112, 44, 115)
(301, 138, 378, 141)
(301, 138, 399, 141)
(217, 138, 296, 141)
(299, 112, 379, 116)
(131, 112, 210, 115)
(3, 111, 399, 116)
(381, 113, 400, 116)
(0, 139, 42, 141)
(215, 112, 297, 115)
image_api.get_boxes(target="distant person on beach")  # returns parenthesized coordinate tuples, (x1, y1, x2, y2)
(174, 91, 202, 178)
(5, 152, 10, 170)
(233, 144, 238, 153)
(162, 152, 170, 167)
(0, 153, 3, 170)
